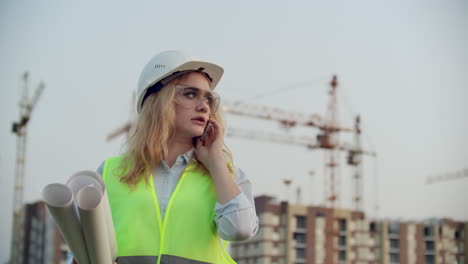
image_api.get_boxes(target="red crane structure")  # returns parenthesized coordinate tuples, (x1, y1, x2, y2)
(224, 75, 376, 210)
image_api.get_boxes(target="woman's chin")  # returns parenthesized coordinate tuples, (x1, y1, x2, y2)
(187, 130, 204, 141)
(175, 127, 203, 139)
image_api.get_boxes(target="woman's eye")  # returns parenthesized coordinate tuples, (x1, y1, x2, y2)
(183, 92, 197, 99)
(204, 97, 213, 104)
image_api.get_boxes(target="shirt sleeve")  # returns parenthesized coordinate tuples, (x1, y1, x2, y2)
(66, 252, 74, 264)
(97, 160, 105, 175)
(214, 166, 259, 241)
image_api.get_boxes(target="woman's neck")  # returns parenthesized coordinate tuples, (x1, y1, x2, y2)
(166, 137, 193, 168)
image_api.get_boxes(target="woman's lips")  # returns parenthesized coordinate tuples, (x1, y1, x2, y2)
(191, 119, 205, 126)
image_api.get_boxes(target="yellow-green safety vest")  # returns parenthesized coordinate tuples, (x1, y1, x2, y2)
(103, 156, 237, 264)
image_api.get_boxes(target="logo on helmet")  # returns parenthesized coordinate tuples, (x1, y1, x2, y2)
(154, 64, 166, 69)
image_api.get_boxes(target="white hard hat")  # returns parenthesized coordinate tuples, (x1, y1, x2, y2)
(136, 50, 224, 114)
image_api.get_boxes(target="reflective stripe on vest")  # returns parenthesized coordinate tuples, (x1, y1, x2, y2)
(116, 256, 156, 264)
(103, 156, 237, 264)
(117, 255, 213, 264)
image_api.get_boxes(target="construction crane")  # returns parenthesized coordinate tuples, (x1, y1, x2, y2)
(224, 75, 375, 210)
(9, 72, 45, 264)
(426, 168, 468, 184)
(107, 91, 136, 142)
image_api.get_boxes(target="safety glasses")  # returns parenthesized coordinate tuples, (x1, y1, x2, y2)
(174, 85, 220, 113)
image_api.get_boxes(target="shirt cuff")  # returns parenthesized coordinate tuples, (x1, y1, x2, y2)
(214, 192, 253, 219)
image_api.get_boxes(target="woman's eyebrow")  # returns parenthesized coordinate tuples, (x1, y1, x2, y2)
(180, 86, 212, 96)
(180, 86, 199, 92)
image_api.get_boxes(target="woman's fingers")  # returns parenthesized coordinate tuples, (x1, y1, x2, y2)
(206, 118, 221, 143)
(208, 118, 220, 133)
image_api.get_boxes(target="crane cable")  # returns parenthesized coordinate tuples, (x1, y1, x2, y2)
(244, 76, 329, 101)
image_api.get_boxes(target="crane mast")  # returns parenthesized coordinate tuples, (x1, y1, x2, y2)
(9, 72, 44, 264)
(322, 75, 341, 207)
(348, 115, 364, 210)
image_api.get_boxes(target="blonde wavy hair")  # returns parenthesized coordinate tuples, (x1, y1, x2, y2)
(117, 73, 233, 187)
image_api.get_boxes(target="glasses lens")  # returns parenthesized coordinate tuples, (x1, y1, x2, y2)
(175, 86, 220, 113)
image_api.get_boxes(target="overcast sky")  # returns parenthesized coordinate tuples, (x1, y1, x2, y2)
(1, 0, 467, 260)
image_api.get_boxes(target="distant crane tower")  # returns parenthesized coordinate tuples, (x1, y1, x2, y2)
(346, 115, 376, 210)
(311, 77, 376, 209)
(9, 72, 45, 264)
(321, 76, 341, 207)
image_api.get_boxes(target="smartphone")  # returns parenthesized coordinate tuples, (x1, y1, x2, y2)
(200, 122, 213, 141)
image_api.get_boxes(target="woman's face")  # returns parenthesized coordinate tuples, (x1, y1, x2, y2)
(173, 72, 212, 140)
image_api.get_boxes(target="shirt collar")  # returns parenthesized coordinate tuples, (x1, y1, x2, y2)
(180, 148, 194, 164)
(160, 148, 194, 169)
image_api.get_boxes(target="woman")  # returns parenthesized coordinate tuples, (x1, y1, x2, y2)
(72, 50, 258, 264)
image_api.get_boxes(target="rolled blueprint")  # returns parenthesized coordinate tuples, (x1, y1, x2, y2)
(42, 183, 90, 264)
(76, 185, 112, 264)
(43, 170, 117, 264)
(67, 170, 118, 262)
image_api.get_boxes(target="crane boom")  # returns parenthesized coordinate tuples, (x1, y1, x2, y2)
(224, 101, 322, 129)
(227, 127, 319, 148)
(426, 168, 468, 184)
(223, 100, 354, 132)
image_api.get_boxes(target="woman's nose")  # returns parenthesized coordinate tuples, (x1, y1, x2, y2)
(196, 98, 209, 113)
